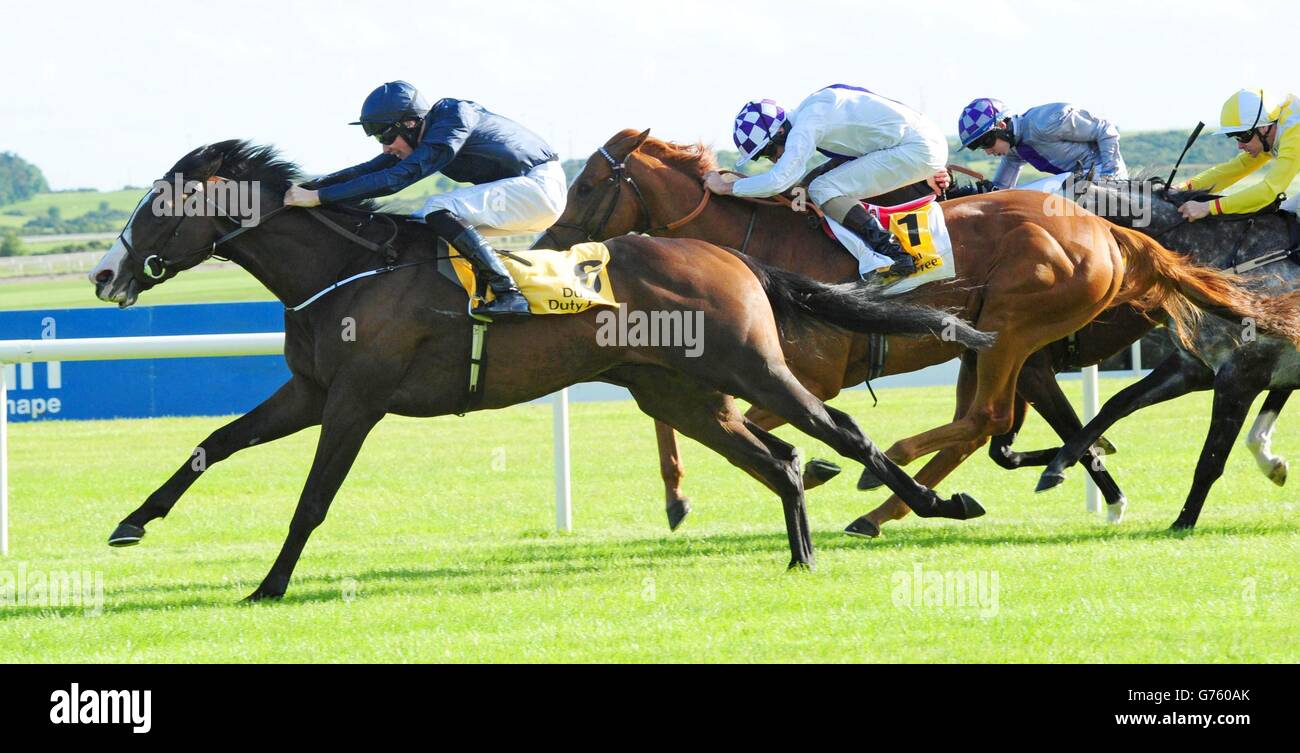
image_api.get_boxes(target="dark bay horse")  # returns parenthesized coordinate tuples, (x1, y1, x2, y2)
(541, 129, 1300, 537)
(88, 140, 995, 600)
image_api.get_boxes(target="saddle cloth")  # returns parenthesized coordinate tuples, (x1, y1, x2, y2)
(823, 193, 956, 294)
(443, 241, 620, 314)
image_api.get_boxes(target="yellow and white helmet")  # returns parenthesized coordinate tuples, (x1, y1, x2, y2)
(1214, 88, 1279, 135)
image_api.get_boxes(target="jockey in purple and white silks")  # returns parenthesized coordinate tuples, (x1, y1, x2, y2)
(957, 99, 1128, 189)
(703, 84, 951, 278)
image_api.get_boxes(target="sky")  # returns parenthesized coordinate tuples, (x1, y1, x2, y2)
(2, 0, 1297, 190)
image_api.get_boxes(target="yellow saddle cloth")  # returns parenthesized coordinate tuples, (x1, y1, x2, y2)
(447, 241, 619, 314)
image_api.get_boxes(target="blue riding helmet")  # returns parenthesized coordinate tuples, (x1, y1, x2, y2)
(349, 81, 431, 138)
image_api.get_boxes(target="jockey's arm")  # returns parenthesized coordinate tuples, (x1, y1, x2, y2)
(1051, 107, 1125, 178)
(1183, 150, 1269, 198)
(731, 114, 823, 198)
(303, 153, 400, 190)
(1208, 136, 1300, 215)
(991, 152, 1024, 189)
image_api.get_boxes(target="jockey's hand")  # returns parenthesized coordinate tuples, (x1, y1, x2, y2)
(1179, 200, 1211, 222)
(928, 169, 951, 194)
(703, 171, 737, 195)
(283, 185, 321, 208)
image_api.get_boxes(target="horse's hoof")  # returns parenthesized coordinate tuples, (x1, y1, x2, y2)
(666, 497, 691, 531)
(787, 558, 815, 572)
(243, 588, 284, 603)
(1106, 496, 1128, 525)
(1036, 471, 1066, 493)
(1268, 459, 1288, 487)
(843, 516, 881, 539)
(947, 492, 986, 521)
(1095, 436, 1118, 455)
(856, 467, 884, 491)
(803, 459, 842, 490)
(1168, 519, 1196, 533)
(107, 523, 146, 547)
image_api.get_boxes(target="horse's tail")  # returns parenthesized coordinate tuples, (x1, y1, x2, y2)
(738, 255, 996, 350)
(1110, 224, 1300, 347)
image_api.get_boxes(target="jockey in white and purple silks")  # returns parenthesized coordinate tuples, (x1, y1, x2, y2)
(703, 84, 951, 278)
(957, 98, 1128, 189)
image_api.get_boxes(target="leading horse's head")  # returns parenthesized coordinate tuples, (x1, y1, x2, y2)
(90, 140, 298, 307)
(538, 128, 718, 249)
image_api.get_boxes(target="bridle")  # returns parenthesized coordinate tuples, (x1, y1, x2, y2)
(540, 147, 711, 246)
(118, 179, 291, 281)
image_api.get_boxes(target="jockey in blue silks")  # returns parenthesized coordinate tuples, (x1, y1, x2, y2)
(284, 81, 566, 319)
(957, 98, 1128, 189)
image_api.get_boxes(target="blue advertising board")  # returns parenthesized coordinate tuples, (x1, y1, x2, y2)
(1, 302, 290, 423)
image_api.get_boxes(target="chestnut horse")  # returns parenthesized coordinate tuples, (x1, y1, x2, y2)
(540, 129, 1300, 537)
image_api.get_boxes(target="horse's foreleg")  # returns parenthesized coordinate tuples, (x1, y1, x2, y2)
(1037, 354, 1212, 492)
(1172, 373, 1265, 530)
(1013, 361, 1130, 521)
(628, 374, 813, 569)
(1245, 389, 1292, 486)
(653, 421, 692, 530)
(109, 377, 325, 546)
(246, 393, 383, 601)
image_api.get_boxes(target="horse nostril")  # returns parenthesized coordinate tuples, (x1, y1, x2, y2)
(95, 269, 114, 284)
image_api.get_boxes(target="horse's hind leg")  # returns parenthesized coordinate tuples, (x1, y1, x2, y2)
(622, 370, 814, 568)
(1172, 369, 1266, 530)
(848, 353, 982, 536)
(109, 376, 326, 546)
(731, 361, 982, 521)
(1246, 389, 1291, 486)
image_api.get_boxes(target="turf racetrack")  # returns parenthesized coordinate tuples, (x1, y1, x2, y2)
(2, 380, 1295, 662)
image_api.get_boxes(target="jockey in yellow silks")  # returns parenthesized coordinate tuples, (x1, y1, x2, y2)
(1179, 88, 1300, 221)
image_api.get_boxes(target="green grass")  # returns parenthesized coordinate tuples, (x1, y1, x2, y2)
(1, 380, 1295, 662)
(0, 264, 273, 310)
(2, 189, 141, 221)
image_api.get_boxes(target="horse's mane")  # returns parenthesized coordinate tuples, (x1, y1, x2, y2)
(173, 139, 385, 215)
(1074, 166, 1219, 204)
(631, 132, 718, 177)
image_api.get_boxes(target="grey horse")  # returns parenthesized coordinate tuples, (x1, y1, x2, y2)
(1035, 178, 1300, 529)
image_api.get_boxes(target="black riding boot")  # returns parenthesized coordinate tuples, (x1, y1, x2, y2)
(427, 210, 530, 320)
(841, 203, 916, 277)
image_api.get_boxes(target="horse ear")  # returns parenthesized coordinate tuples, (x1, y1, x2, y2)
(190, 142, 230, 181)
(610, 128, 652, 159)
